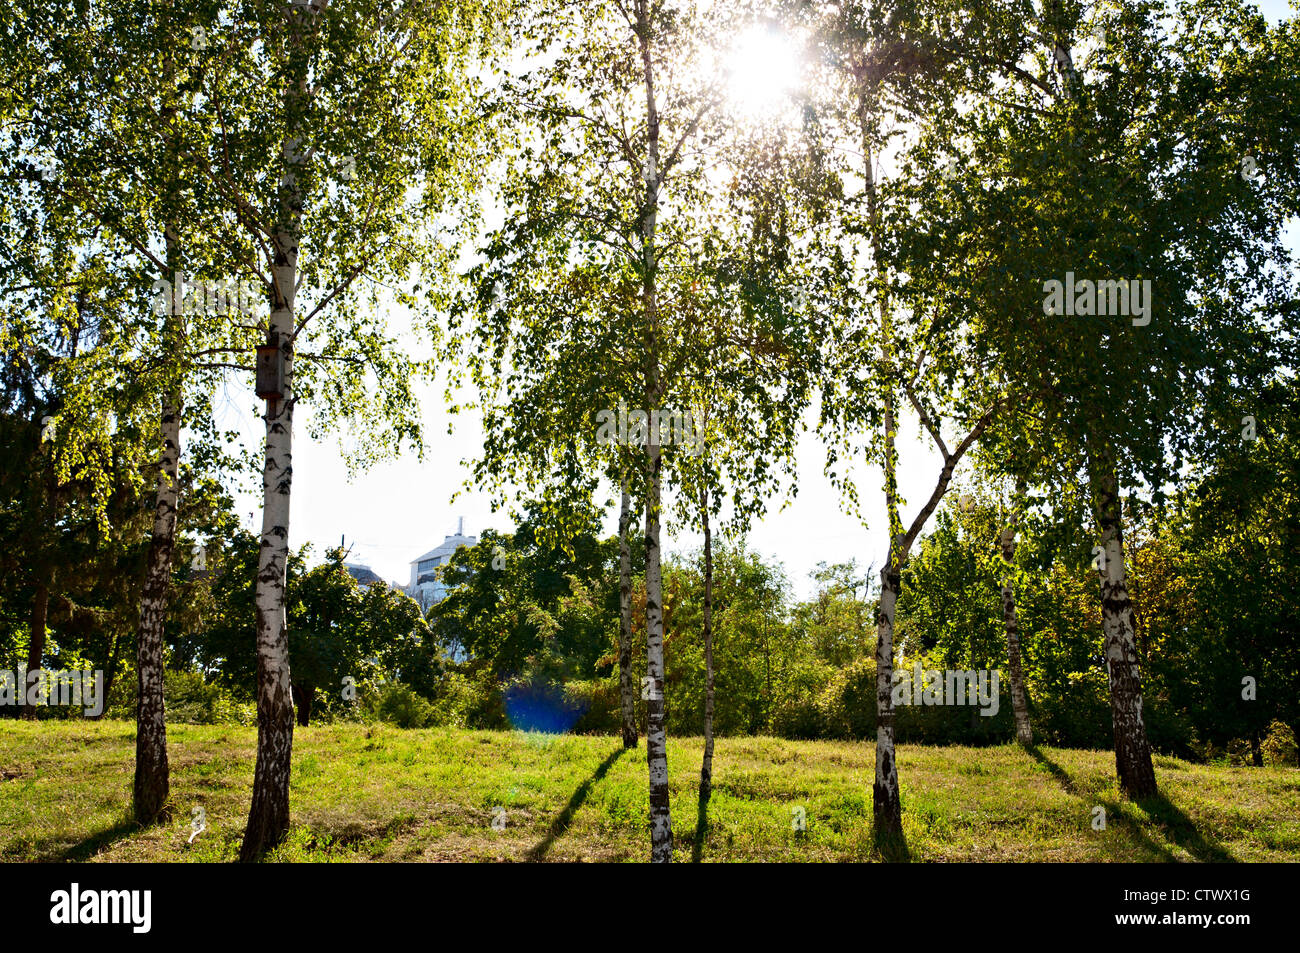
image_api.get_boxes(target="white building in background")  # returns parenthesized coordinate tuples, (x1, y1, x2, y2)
(405, 518, 478, 611)
(344, 564, 385, 588)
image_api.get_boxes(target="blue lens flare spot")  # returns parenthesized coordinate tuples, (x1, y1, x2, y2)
(503, 679, 588, 734)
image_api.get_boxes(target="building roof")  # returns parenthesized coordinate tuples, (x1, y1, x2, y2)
(344, 564, 385, 586)
(410, 532, 477, 566)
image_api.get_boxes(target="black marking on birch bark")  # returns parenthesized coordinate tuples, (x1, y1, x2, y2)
(135, 390, 180, 824)
(1089, 449, 1157, 799)
(618, 485, 638, 749)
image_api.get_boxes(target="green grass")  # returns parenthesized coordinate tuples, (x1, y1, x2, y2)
(2, 720, 1297, 862)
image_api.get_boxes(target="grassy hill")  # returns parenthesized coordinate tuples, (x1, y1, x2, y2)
(2, 721, 1297, 862)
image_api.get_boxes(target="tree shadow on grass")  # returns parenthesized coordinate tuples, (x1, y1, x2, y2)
(1092, 799, 1179, 862)
(54, 816, 142, 862)
(1023, 743, 1081, 796)
(1135, 792, 1236, 863)
(527, 747, 626, 861)
(691, 790, 710, 863)
(872, 822, 912, 862)
(1024, 744, 1235, 862)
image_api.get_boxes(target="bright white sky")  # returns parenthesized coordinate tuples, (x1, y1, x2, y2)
(212, 0, 1297, 601)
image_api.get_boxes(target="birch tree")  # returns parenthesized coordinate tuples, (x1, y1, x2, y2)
(115, 0, 504, 858)
(617, 473, 639, 748)
(679, 377, 805, 820)
(6, 0, 295, 820)
(673, 232, 819, 821)
(457, 0, 728, 862)
(459, 0, 820, 860)
(999, 479, 1033, 745)
(796, 0, 1024, 841)
(894, 0, 1300, 797)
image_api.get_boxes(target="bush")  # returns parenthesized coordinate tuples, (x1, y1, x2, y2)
(771, 693, 826, 739)
(1143, 703, 1199, 761)
(166, 671, 256, 725)
(810, 655, 1025, 744)
(817, 657, 877, 739)
(565, 678, 623, 734)
(1262, 720, 1299, 766)
(106, 669, 255, 725)
(1029, 670, 1113, 749)
(366, 681, 435, 728)
(769, 661, 833, 740)
(428, 668, 506, 729)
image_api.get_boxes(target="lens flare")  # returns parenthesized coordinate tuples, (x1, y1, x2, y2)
(725, 24, 802, 119)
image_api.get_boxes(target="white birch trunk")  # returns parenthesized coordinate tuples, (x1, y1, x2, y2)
(643, 450, 671, 862)
(874, 564, 903, 834)
(860, 71, 904, 839)
(1000, 508, 1033, 745)
(636, 0, 672, 864)
(698, 484, 715, 810)
(134, 388, 179, 822)
(241, 16, 311, 851)
(134, 223, 182, 823)
(1090, 446, 1157, 798)
(618, 477, 638, 749)
(240, 250, 297, 861)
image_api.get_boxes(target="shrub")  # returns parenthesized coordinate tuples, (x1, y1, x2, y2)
(1262, 720, 1299, 766)
(367, 681, 435, 729)
(428, 668, 506, 729)
(106, 669, 255, 725)
(565, 678, 622, 734)
(817, 657, 877, 739)
(771, 693, 826, 739)
(770, 661, 833, 740)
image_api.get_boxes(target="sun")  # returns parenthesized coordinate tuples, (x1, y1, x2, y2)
(724, 23, 802, 119)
